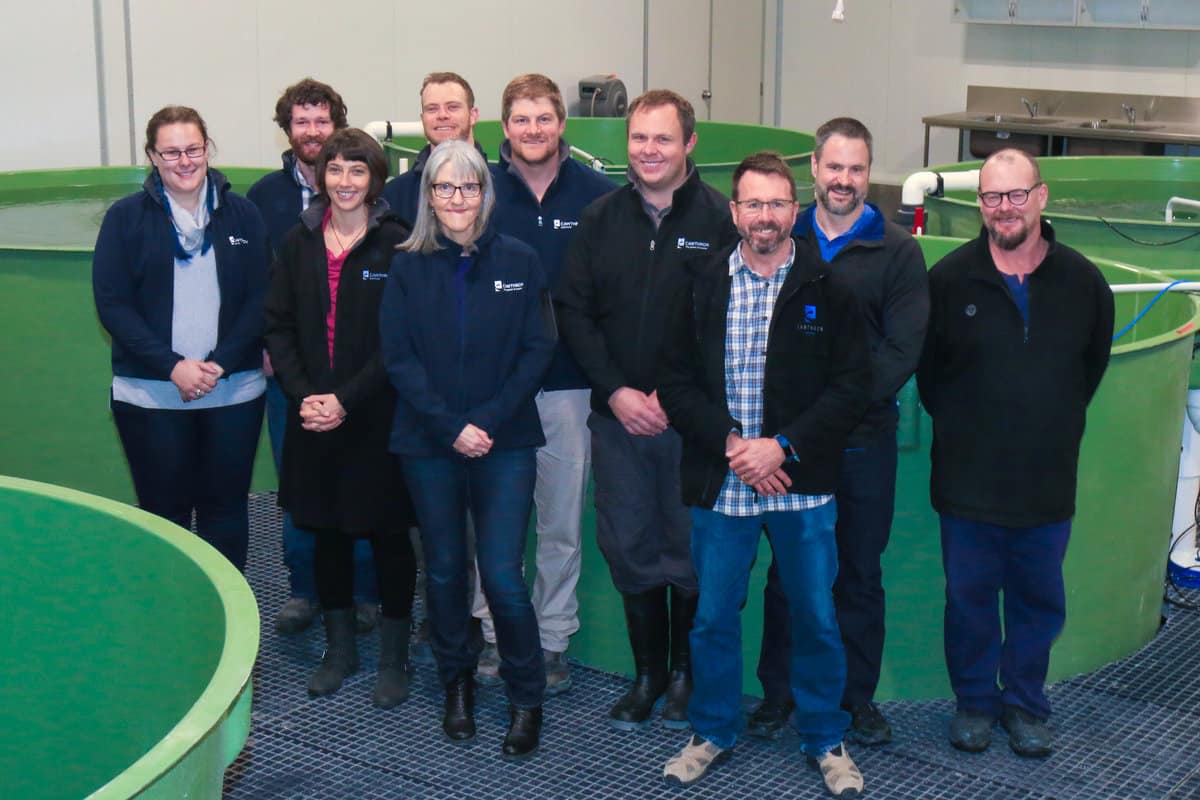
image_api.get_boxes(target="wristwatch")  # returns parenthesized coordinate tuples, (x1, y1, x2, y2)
(773, 433, 800, 463)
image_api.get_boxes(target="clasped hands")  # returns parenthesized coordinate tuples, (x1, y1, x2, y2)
(727, 432, 792, 497)
(171, 359, 223, 402)
(300, 393, 346, 432)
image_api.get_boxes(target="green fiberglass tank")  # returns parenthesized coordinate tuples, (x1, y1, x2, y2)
(382, 118, 816, 197)
(922, 157, 1200, 279)
(0, 476, 258, 799)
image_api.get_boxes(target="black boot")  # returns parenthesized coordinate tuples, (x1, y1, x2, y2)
(609, 586, 670, 731)
(442, 673, 476, 743)
(661, 585, 697, 730)
(372, 616, 411, 708)
(308, 607, 359, 697)
(501, 704, 543, 761)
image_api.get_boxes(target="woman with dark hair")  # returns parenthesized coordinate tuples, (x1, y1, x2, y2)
(380, 139, 556, 758)
(265, 128, 418, 706)
(93, 105, 269, 571)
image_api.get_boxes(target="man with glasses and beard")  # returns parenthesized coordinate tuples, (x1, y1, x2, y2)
(657, 151, 869, 795)
(746, 118, 928, 748)
(249, 78, 380, 636)
(917, 148, 1114, 758)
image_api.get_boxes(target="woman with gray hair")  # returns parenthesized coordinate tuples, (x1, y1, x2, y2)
(380, 140, 556, 760)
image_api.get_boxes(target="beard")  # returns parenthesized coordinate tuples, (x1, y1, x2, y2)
(290, 134, 327, 165)
(740, 221, 789, 256)
(986, 215, 1032, 250)
(815, 181, 865, 217)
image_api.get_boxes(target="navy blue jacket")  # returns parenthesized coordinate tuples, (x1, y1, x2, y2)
(380, 228, 556, 456)
(93, 169, 270, 379)
(491, 141, 616, 390)
(246, 150, 306, 256)
(793, 203, 929, 447)
(381, 141, 491, 228)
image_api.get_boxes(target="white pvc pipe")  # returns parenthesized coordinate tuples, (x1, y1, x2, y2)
(900, 169, 981, 207)
(1165, 196, 1200, 223)
(570, 145, 608, 173)
(1109, 282, 1200, 294)
(363, 120, 425, 141)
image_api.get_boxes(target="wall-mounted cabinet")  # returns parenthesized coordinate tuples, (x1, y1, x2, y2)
(955, 0, 1200, 29)
(952, 0, 1078, 25)
(1078, 0, 1200, 29)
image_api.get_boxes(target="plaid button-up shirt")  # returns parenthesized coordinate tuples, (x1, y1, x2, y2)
(712, 241, 833, 517)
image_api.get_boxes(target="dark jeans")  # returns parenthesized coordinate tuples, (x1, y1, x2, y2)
(266, 377, 377, 603)
(941, 513, 1071, 720)
(313, 527, 416, 620)
(402, 447, 545, 708)
(112, 394, 264, 571)
(758, 436, 898, 708)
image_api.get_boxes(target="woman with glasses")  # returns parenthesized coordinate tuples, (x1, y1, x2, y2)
(380, 139, 555, 759)
(264, 128, 418, 707)
(93, 105, 269, 571)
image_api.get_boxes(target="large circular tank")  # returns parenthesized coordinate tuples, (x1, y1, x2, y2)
(0, 475, 258, 799)
(382, 118, 816, 197)
(921, 156, 1200, 278)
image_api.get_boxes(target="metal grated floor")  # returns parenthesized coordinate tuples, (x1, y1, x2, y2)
(223, 493, 1200, 799)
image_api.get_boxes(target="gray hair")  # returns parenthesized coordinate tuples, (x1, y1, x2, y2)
(401, 139, 495, 254)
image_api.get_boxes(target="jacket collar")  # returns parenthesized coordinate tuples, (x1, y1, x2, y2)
(299, 196, 391, 234)
(793, 202, 885, 246)
(625, 159, 703, 218)
(968, 219, 1059, 283)
(142, 166, 230, 210)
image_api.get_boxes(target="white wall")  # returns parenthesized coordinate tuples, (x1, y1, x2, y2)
(0, 0, 643, 171)
(776, 1, 1200, 183)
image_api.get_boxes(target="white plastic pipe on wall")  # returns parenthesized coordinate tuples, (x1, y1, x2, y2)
(899, 169, 981, 235)
(1165, 196, 1200, 223)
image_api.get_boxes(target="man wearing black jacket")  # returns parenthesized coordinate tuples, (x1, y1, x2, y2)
(657, 152, 870, 795)
(917, 149, 1114, 758)
(557, 90, 737, 732)
(748, 118, 929, 746)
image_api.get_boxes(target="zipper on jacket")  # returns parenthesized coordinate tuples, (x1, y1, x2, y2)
(537, 214, 543, 228)
(649, 239, 655, 252)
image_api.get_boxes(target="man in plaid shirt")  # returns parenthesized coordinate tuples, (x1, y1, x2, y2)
(658, 152, 871, 797)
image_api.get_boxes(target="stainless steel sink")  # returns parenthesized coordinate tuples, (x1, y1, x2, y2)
(1076, 121, 1165, 131)
(971, 114, 1062, 125)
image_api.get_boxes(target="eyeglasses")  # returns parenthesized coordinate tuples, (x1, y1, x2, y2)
(978, 182, 1043, 208)
(734, 199, 796, 215)
(155, 145, 207, 162)
(432, 182, 482, 199)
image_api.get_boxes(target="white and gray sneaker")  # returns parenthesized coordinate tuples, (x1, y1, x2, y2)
(814, 743, 863, 798)
(544, 649, 573, 696)
(663, 735, 730, 788)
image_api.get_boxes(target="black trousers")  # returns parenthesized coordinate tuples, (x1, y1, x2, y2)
(314, 527, 417, 620)
(758, 434, 898, 708)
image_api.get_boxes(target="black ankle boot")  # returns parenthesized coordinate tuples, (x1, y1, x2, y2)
(609, 587, 669, 731)
(501, 704, 543, 761)
(662, 586, 698, 729)
(372, 616, 411, 709)
(442, 673, 476, 743)
(307, 607, 359, 697)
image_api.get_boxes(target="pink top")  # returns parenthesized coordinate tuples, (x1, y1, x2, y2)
(323, 209, 349, 366)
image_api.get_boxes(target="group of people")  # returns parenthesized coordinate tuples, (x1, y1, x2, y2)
(91, 67, 1114, 797)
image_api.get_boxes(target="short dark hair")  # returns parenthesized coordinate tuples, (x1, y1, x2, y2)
(502, 73, 565, 123)
(315, 128, 389, 205)
(813, 117, 873, 164)
(731, 151, 796, 202)
(145, 105, 209, 161)
(420, 72, 475, 109)
(627, 89, 696, 143)
(981, 147, 1042, 184)
(273, 78, 348, 133)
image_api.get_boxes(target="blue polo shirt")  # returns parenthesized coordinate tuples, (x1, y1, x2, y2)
(807, 203, 879, 263)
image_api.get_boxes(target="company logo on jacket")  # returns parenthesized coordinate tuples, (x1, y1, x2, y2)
(362, 269, 388, 281)
(228, 235, 249, 246)
(553, 219, 579, 230)
(676, 237, 711, 251)
(494, 280, 526, 293)
(798, 304, 824, 335)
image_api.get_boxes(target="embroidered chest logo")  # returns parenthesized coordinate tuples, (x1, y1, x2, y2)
(494, 280, 525, 293)
(228, 235, 249, 246)
(361, 269, 388, 281)
(553, 219, 579, 230)
(798, 305, 823, 335)
(675, 237, 710, 251)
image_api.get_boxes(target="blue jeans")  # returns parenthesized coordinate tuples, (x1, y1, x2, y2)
(112, 394, 264, 571)
(940, 513, 1071, 720)
(690, 503, 849, 753)
(758, 436, 899, 708)
(402, 447, 545, 708)
(266, 377, 377, 602)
